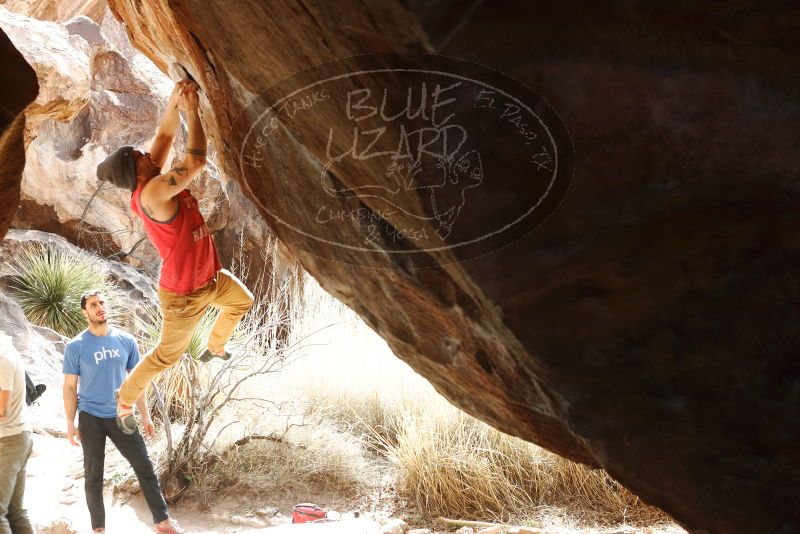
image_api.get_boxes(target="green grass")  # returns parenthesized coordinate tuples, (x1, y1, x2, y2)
(9, 244, 119, 337)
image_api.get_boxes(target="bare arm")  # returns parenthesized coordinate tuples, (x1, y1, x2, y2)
(63, 374, 80, 445)
(135, 391, 150, 423)
(141, 84, 207, 205)
(130, 371, 155, 438)
(0, 354, 13, 419)
(149, 106, 179, 170)
(0, 389, 9, 419)
(149, 80, 193, 169)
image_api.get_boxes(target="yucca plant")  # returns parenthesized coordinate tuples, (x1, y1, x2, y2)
(9, 244, 119, 337)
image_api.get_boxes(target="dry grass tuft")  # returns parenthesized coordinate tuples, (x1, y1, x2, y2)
(188, 420, 375, 509)
(385, 396, 668, 526)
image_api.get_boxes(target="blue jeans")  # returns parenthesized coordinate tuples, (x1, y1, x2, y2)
(0, 431, 34, 534)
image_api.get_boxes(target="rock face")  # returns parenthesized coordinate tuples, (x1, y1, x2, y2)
(4, 1, 798, 533)
(0, 24, 37, 242)
(0, 290, 64, 385)
(1, 6, 167, 264)
(1, 6, 281, 281)
(2, 0, 106, 23)
(421, 4, 800, 534)
(0, 291, 71, 445)
(0, 288, 66, 437)
(0, 8, 90, 123)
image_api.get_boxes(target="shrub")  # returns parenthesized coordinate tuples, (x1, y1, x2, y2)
(9, 244, 119, 337)
(385, 395, 668, 526)
(135, 303, 215, 422)
(191, 421, 373, 508)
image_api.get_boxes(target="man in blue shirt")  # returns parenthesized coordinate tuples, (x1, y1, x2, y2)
(62, 290, 185, 534)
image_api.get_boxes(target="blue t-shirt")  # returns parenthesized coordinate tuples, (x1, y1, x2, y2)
(63, 327, 140, 418)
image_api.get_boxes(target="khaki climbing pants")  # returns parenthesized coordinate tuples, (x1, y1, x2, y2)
(119, 269, 254, 406)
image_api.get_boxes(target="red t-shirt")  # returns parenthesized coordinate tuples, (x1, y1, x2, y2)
(131, 186, 221, 294)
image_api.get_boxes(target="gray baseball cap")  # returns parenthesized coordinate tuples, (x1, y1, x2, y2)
(96, 146, 137, 191)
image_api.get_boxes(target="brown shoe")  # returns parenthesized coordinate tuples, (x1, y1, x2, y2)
(154, 518, 186, 534)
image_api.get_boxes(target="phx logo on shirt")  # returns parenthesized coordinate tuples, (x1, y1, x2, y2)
(94, 346, 122, 365)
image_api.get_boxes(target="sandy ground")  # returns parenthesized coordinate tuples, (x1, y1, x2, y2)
(24, 430, 286, 533)
(22, 430, 687, 534)
(19, 386, 386, 534)
(22, 429, 689, 534)
(19, 393, 685, 534)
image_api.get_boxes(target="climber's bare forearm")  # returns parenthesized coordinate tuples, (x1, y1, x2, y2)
(185, 110, 207, 168)
(150, 97, 181, 169)
(151, 81, 200, 168)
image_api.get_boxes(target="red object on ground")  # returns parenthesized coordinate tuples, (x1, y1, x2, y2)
(292, 503, 327, 523)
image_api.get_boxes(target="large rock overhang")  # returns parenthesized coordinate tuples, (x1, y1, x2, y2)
(37, 1, 799, 532)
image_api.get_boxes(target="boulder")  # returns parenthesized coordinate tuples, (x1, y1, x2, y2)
(0, 7, 90, 122)
(0, 290, 62, 373)
(1, 7, 160, 263)
(380, 518, 409, 534)
(1, 0, 106, 23)
(64, 15, 104, 48)
(425, 3, 800, 533)
(0, 24, 37, 241)
(97, 1, 800, 533)
(0, 290, 65, 435)
(1, 7, 282, 281)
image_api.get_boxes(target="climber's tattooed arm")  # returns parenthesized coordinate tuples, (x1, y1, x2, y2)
(160, 165, 187, 186)
(171, 165, 188, 176)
